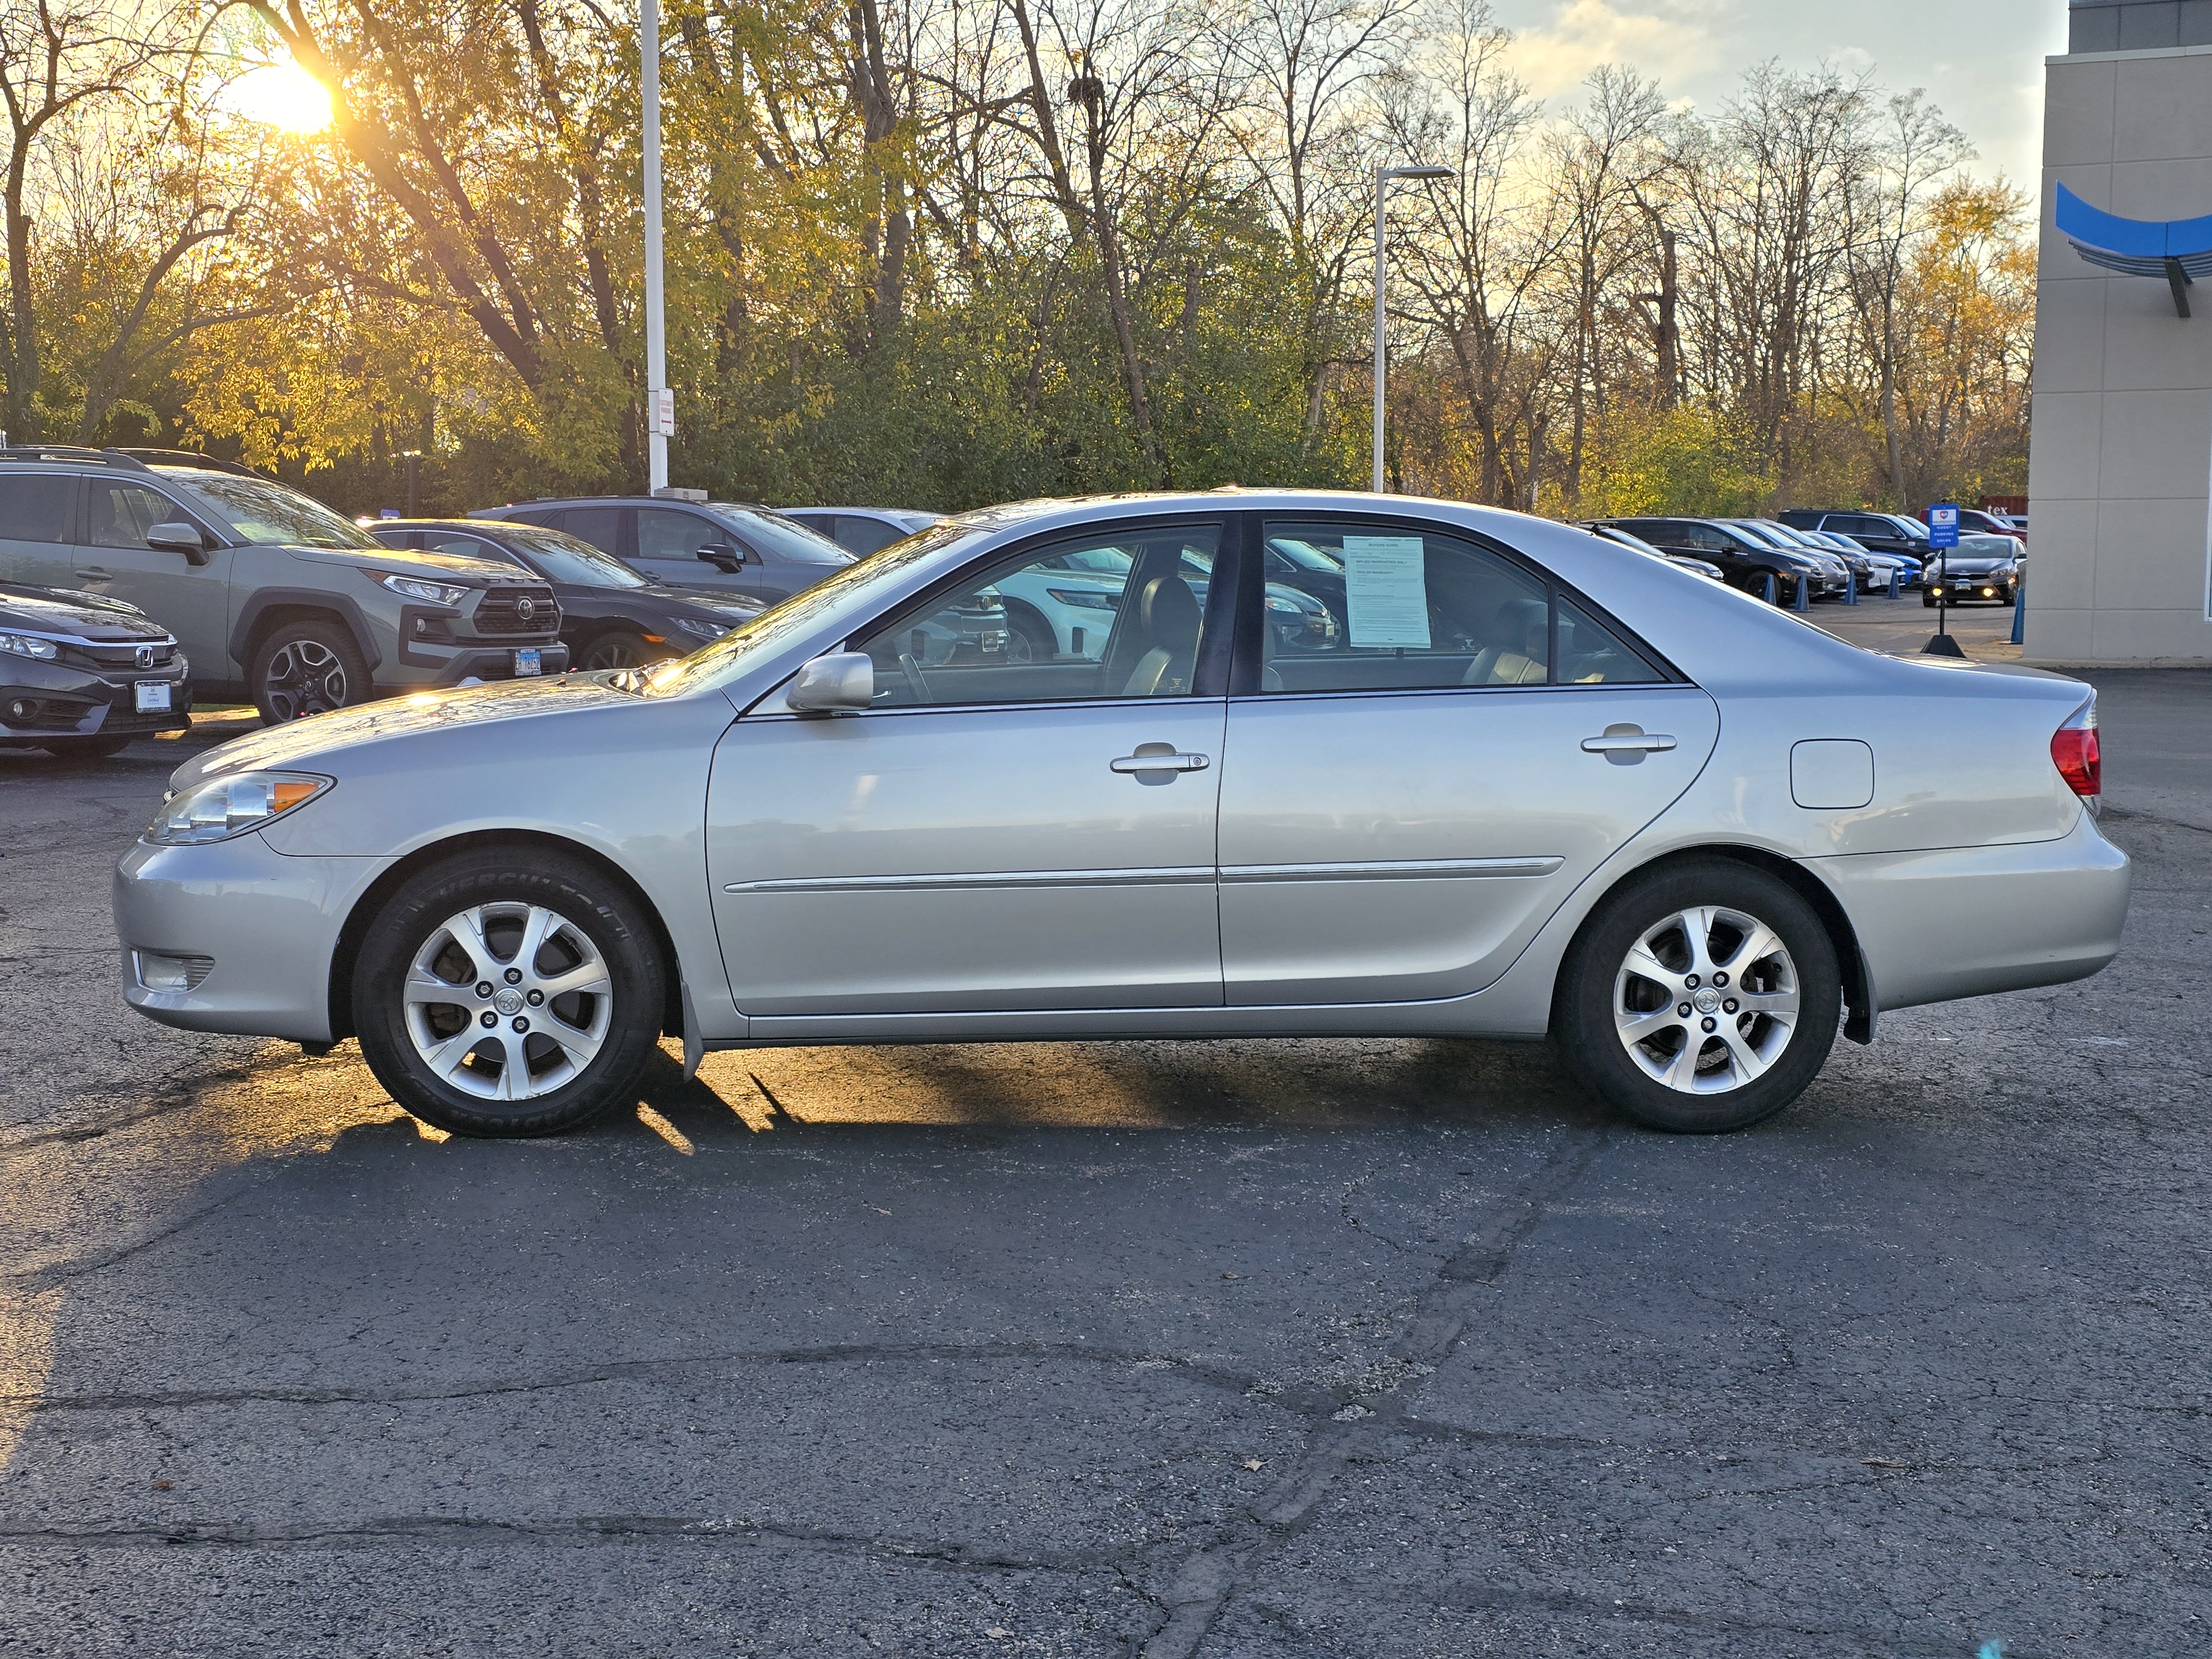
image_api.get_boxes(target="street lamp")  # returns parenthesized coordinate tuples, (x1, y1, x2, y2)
(1373, 164, 1453, 493)
(641, 0, 670, 493)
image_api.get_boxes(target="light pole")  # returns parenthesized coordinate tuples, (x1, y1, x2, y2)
(641, 0, 669, 493)
(1372, 164, 1453, 493)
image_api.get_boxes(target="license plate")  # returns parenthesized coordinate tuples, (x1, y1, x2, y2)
(134, 681, 171, 712)
(514, 648, 541, 676)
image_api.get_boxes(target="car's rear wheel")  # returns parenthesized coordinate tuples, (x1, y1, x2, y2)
(1555, 859, 1840, 1134)
(578, 631, 668, 670)
(40, 734, 131, 760)
(1006, 607, 1056, 662)
(353, 849, 666, 1137)
(252, 619, 369, 724)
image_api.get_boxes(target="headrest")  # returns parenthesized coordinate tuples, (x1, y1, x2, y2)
(1139, 575, 1203, 644)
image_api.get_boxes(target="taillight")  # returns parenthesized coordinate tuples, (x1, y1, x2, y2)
(2051, 697, 2100, 799)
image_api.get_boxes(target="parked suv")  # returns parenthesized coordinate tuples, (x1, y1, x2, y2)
(0, 447, 566, 724)
(1777, 508, 1933, 572)
(473, 495, 854, 604)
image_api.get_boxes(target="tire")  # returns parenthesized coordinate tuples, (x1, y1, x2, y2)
(1553, 859, 1841, 1134)
(251, 618, 370, 725)
(578, 630, 668, 671)
(40, 734, 130, 760)
(352, 848, 667, 1137)
(1006, 607, 1056, 663)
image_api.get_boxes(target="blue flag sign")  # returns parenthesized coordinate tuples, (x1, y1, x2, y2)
(1928, 503, 1960, 550)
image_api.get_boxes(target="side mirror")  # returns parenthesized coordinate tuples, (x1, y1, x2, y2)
(147, 521, 211, 566)
(698, 543, 748, 573)
(785, 651, 874, 714)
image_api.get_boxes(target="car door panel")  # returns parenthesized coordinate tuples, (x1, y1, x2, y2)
(1217, 686, 1718, 1006)
(71, 478, 232, 665)
(706, 701, 1227, 1016)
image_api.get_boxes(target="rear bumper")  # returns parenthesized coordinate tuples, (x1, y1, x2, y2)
(1814, 812, 2130, 1013)
(113, 833, 386, 1041)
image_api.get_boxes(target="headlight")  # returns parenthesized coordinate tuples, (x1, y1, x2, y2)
(0, 632, 59, 660)
(145, 771, 332, 845)
(675, 615, 732, 641)
(378, 573, 468, 607)
(1045, 588, 1120, 610)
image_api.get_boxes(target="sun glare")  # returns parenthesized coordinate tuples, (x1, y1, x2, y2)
(229, 60, 333, 134)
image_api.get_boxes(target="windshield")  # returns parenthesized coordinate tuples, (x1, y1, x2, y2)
(707, 504, 857, 566)
(166, 471, 379, 549)
(1592, 524, 1669, 560)
(644, 520, 982, 698)
(1950, 534, 2018, 559)
(1895, 516, 1929, 542)
(500, 527, 651, 587)
(1267, 537, 1347, 573)
(1729, 520, 1792, 548)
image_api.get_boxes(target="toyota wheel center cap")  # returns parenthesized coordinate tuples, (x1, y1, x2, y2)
(494, 987, 525, 1015)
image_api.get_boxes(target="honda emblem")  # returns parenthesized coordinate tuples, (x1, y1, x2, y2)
(135, 645, 155, 669)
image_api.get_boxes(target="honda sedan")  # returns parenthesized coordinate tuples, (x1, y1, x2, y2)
(113, 492, 2128, 1139)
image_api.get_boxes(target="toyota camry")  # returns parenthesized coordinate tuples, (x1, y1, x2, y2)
(113, 491, 2129, 1138)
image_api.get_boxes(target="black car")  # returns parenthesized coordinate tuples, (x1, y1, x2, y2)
(1588, 518, 1844, 602)
(371, 520, 766, 670)
(468, 494, 854, 606)
(1914, 533, 2024, 608)
(0, 582, 192, 758)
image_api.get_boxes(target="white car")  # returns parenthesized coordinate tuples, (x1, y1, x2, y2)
(114, 491, 2127, 1140)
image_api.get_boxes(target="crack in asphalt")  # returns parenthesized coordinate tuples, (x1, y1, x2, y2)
(0, 1340, 1326, 1416)
(0, 1512, 1119, 1573)
(1135, 1125, 1614, 1658)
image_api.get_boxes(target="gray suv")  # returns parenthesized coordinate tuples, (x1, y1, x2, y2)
(0, 448, 567, 723)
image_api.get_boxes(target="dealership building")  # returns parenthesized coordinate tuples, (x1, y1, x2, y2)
(2028, 0, 2212, 663)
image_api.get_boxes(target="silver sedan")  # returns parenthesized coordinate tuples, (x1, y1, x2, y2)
(112, 491, 2129, 1137)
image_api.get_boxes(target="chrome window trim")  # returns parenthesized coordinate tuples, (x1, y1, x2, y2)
(1224, 681, 1708, 708)
(724, 865, 1217, 895)
(747, 690, 1228, 721)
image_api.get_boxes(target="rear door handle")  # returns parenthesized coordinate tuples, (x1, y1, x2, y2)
(1110, 749, 1211, 774)
(1581, 726, 1676, 764)
(78, 566, 111, 581)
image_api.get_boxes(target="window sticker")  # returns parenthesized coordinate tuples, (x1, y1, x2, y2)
(1342, 535, 1431, 648)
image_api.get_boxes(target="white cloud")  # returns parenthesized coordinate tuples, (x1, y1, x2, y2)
(1503, 0, 1727, 101)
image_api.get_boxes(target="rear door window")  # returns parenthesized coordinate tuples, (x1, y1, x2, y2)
(0, 473, 75, 541)
(556, 507, 623, 555)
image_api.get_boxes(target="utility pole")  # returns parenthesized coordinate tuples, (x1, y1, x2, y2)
(1372, 164, 1454, 493)
(642, 0, 670, 492)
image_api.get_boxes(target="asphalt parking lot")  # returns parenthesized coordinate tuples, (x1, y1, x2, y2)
(2, 643, 2208, 1656)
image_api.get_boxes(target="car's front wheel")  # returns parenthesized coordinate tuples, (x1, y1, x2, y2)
(1554, 859, 1841, 1133)
(578, 631, 669, 671)
(251, 619, 369, 724)
(353, 849, 667, 1136)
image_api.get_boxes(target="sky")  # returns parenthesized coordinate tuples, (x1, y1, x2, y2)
(1486, 0, 2066, 190)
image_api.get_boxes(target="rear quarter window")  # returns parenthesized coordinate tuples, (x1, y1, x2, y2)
(0, 473, 75, 541)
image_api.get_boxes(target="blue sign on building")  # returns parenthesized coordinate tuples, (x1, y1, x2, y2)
(1928, 503, 1959, 550)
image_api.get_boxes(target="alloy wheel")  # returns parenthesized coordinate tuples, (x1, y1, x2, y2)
(263, 638, 351, 720)
(1613, 904, 1800, 1094)
(402, 902, 613, 1102)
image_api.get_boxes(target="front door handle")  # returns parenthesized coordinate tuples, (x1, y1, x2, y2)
(1110, 747, 1211, 775)
(78, 566, 111, 581)
(1581, 725, 1676, 766)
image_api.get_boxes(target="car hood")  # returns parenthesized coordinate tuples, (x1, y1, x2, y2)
(171, 675, 646, 790)
(0, 583, 169, 639)
(280, 544, 541, 585)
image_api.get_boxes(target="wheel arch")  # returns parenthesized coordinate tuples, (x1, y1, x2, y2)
(231, 592, 383, 674)
(998, 594, 1058, 650)
(1563, 842, 1876, 1045)
(326, 828, 686, 1044)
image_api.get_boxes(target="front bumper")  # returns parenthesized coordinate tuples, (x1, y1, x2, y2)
(2, 654, 192, 740)
(114, 833, 388, 1041)
(392, 637, 571, 687)
(1814, 811, 2130, 1014)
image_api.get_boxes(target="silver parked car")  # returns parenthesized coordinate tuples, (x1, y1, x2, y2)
(113, 491, 2128, 1139)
